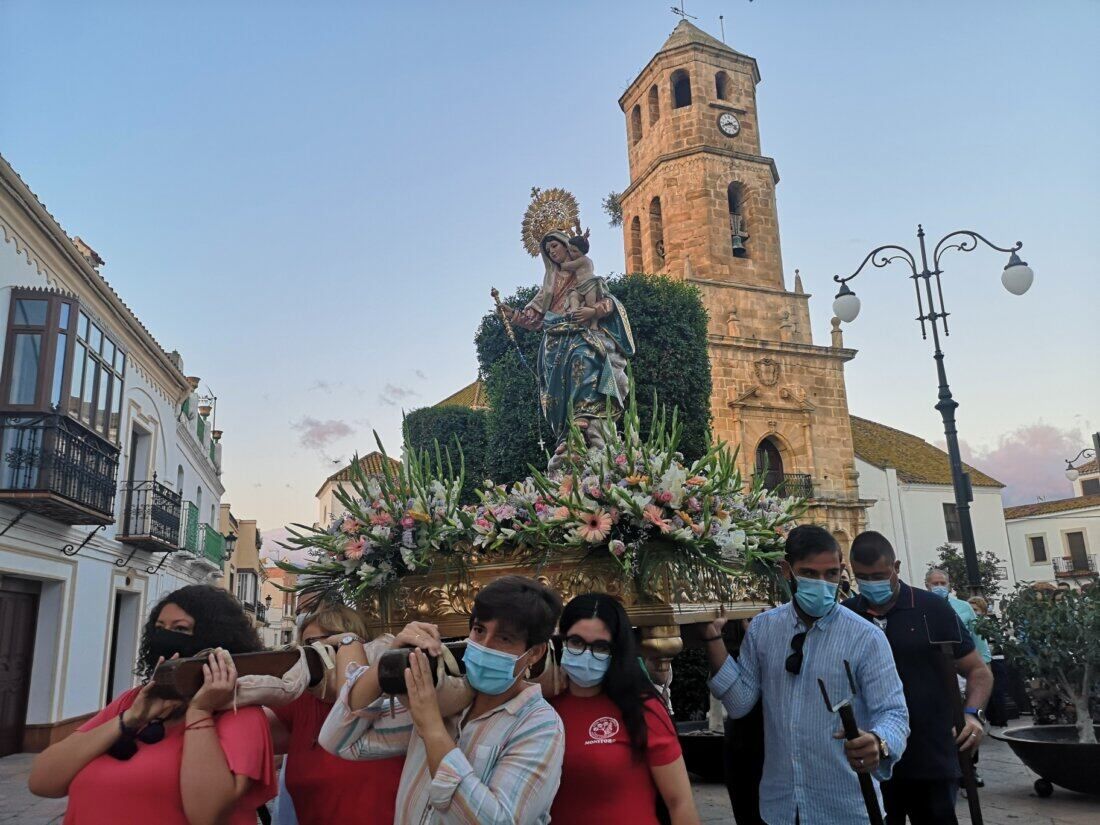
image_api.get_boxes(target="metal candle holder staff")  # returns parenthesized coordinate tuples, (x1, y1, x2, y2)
(924, 616, 984, 824)
(817, 660, 884, 825)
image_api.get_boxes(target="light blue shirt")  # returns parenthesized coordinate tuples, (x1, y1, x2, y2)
(948, 596, 991, 663)
(709, 602, 910, 825)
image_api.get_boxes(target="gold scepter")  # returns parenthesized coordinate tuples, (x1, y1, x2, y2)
(491, 288, 533, 373)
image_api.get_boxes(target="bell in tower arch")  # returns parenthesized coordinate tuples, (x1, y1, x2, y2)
(727, 182, 749, 258)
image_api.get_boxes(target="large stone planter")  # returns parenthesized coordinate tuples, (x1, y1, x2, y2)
(993, 725, 1100, 797)
(358, 545, 770, 679)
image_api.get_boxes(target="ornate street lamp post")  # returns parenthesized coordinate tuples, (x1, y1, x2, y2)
(1064, 435, 1100, 483)
(833, 226, 1034, 595)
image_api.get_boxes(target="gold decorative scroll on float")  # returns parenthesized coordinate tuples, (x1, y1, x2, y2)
(358, 546, 772, 666)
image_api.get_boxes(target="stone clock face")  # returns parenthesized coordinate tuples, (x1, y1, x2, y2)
(717, 112, 740, 137)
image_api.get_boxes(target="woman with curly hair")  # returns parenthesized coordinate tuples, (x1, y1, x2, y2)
(28, 584, 275, 824)
(549, 593, 699, 825)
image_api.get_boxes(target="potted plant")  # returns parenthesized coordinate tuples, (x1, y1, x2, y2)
(981, 583, 1100, 797)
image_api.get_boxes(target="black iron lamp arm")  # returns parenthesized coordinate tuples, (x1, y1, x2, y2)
(932, 230, 1022, 273)
(1066, 448, 1097, 468)
(834, 244, 919, 286)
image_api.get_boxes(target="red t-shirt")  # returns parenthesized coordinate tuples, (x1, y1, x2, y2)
(272, 692, 405, 825)
(549, 692, 682, 825)
(65, 686, 275, 825)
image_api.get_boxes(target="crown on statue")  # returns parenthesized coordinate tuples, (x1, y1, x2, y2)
(522, 186, 581, 257)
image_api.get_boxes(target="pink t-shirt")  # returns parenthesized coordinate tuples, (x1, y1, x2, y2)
(64, 687, 276, 824)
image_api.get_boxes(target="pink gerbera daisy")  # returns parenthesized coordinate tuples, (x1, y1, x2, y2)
(577, 510, 613, 544)
(643, 504, 672, 534)
(344, 537, 367, 559)
(340, 516, 362, 534)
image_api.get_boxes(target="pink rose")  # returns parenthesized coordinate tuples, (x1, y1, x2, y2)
(401, 516, 415, 529)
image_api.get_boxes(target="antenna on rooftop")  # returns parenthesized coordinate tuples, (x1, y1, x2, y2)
(671, 3, 697, 21)
(719, 15, 725, 41)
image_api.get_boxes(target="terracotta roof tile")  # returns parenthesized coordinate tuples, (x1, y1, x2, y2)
(435, 379, 488, 410)
(1072, 457, 1098, 475)
(1004, 494, 1100, 520)
(851, 416, 1004, 488)
(315, 451, 401, 498)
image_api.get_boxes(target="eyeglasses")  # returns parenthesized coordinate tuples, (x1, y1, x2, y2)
(564, 635, 612, 661)
(785, 631, 807, 675)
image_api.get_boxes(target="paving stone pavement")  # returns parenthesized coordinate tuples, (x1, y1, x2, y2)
(2, 725, 1098, 824)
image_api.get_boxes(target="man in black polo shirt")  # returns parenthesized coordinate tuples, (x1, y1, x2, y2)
(843, 531, 992, 824)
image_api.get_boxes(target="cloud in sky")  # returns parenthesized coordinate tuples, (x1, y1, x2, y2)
(948, 422, 1083, 506)
(415, 370, 427, 380)
(308, 379, 342, 394)
(291, 416, 354, 451)
(261, 527, 310, 564)
(378, 383, 418, 407)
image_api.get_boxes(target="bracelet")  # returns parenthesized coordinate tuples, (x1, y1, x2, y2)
(185, 715, 214, 730)
(118, 711, 141, 739)
(701, 635, 723, 642)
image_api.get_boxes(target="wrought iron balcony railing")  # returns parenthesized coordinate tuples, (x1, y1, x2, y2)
(0, 413, 120, 524)
(199, 523, 226, 567)
(753, 470, 814, 499)
(255, 603, 267, 625)
(1053, 554, 1097, 576)
(118, 478, 182, 552)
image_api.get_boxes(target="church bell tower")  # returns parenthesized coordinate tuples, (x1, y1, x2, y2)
(619, 21, 867, 549)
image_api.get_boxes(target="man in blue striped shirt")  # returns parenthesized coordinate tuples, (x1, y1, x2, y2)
(705, 525, 910, 825)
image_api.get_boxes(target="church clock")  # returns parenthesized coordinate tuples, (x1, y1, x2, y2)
(717, 111, 740, 137)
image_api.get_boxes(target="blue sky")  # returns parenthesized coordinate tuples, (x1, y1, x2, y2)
(2, 1, 1097, 532)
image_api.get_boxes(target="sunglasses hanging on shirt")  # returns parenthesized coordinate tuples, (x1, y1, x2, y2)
(107, 712, 167, 760)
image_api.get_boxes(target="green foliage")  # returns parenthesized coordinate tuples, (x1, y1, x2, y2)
(979, 584, 1100, 742)
(474, 275, 712, 482)
(933, 543, 1004, 597)
(404, 406, 488, 504)
(602, 191, 623, 227)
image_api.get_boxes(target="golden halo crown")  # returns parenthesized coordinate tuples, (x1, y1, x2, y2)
(522, 187, 580, 257)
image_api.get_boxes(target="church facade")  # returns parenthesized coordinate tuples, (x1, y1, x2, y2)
(617, 21, 867, 550)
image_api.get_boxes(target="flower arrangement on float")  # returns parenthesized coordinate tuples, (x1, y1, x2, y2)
(275, 444, 469, 604)
(276, 383, 804, 604)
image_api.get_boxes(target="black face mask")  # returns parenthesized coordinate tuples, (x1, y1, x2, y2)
(144, 627, 208, 671)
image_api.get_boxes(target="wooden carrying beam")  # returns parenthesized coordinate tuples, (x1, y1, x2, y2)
(149, 648, 326, 701)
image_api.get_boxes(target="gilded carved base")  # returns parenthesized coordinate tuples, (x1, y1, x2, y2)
(359, 547, 771, 644)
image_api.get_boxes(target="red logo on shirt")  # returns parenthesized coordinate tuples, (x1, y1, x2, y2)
(587, 716, 620, 741)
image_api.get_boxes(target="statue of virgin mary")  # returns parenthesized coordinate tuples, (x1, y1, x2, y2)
(509, 230, 635, 469)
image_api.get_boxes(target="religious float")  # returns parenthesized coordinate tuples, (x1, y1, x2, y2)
(276, 189, 806, 684)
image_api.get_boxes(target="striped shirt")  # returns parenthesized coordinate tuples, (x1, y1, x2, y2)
(709, 601, 910, 825)
(318, 668, 564, 825)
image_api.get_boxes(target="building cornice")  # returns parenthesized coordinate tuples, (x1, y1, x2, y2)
(0, 156, 191, 402)
(708, 333, 858, 364)
(621, 147, 779, 201)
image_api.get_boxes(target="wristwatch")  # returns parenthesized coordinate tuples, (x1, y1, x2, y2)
(871, 732, 890, 761)
(964, 707, 987, 725)
(337, 634, 363, 648)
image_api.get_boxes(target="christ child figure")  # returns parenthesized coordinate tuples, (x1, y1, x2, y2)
(559, 233, 601, 327)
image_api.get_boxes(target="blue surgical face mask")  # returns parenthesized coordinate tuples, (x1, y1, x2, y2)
(857, 578, 896, 606)
(463, 639, 527, 695)
(930, 585, 950, 599)
(561, 648, 611, 688)
(792, 576, 839, 618)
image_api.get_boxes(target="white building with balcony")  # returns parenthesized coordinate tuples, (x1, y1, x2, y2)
(1004, 457, 1100, 588)
(0, 155, 230, 755)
